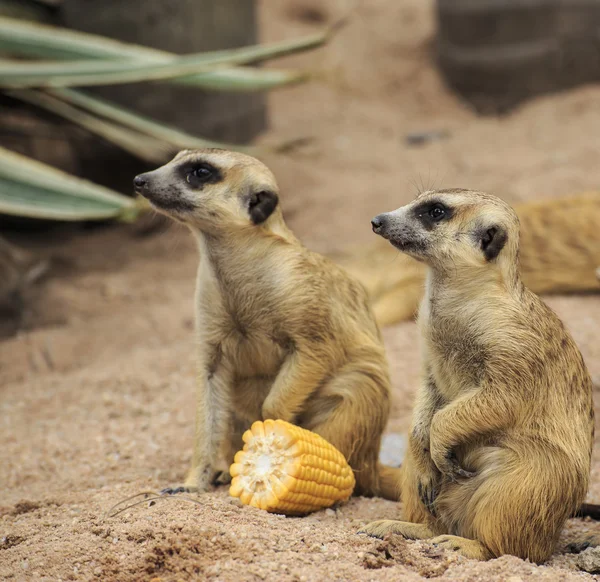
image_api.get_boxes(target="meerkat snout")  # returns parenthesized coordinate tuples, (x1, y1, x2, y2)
(133, 174, 147, 191)
(371, 214, 385, 233)
(370, 207, 426, 256)
(133, 165, 197, 215)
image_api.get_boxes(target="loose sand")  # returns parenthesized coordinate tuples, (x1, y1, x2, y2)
(2, 0, 600, 580)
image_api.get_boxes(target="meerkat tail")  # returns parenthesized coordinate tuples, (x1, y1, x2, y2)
(517, 192, 600, 294)
(376, 463, 402, 502)
(335, 192, 600, 327)
(335, 249, 426, 326)
(576, 503, 600, 520)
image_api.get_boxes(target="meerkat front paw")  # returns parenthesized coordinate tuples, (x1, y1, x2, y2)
(430, 447, 475, 480)
(418, 473, 441, 516)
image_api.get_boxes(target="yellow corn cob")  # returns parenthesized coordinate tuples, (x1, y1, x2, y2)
(229, 419, 355, 515)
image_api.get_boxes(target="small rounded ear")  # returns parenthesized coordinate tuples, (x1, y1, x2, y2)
(247, 190, 278, 224)
(480, 225, 507, 261)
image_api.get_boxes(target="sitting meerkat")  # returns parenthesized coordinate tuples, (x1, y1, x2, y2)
(133, 149, 400, 499)
(359, 188, 594, 562)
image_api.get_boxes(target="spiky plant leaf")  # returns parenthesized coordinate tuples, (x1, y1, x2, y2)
(9, 89, 171, 163)
(0, 26, 327, 89)
(0, 146, 142, 221)
(0, 16, 310, 91)
(10, 88, 254, 155)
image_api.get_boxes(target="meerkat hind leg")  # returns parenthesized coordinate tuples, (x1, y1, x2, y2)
(297, 364, 391, 498)
(358, 520, 434, 540)
(211, 419, 245, 487)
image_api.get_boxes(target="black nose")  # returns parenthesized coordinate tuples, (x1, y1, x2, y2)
(371, 214, 386, 233)
(133, 174, 147, 191)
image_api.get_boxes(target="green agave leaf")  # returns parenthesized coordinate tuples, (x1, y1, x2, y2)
(0, 16, 311, 91)
(10, 88, 306, 160)
(0, 23, 327, 89)
(172, 67, 308, 92)
(39, 89, 310, 155)
(0, 177, 127, 221)
(0, 146, 140, 221)
(36, 88, 254, 153)
(0, 16, 171, 61)
(9, 89, 173, 163)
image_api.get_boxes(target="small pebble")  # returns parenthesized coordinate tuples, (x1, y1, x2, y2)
(577, 546, 600, 573)
(405, 129, 450, 147)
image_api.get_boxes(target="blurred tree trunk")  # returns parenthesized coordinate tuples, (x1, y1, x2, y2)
(437, 0, 600, 114)
(59, 0, 266, 143)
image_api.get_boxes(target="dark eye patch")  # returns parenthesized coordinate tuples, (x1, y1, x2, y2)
(178, 161, 223, 189)
(412, 199, 453, 230)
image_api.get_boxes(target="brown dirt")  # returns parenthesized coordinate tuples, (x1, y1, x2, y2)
(2, 0, 600, 580)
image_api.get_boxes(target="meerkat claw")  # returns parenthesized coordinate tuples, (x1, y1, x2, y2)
(433, 451, 476, 480)
(450, 463, 476, 480)
(212, 470, 232, 486)
(418, 480, 439, 516)
(443, 451, 476, 480)
(160, 486, 193, 495)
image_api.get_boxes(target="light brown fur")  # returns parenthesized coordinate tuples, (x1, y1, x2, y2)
(338, 192, 600, 327)
(360, 189, 594, 562)
(133, 149, 400, 499)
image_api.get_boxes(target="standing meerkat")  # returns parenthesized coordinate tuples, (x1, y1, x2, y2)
(359, 189, 594, 562)
(133, 148, 400, 499)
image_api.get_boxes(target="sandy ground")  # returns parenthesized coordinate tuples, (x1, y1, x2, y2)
(2, 0, 600, 580)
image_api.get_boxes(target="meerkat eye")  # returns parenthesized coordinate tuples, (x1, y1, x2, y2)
(428, 204, 446, 221)
(184, 163, 220, 187)
(413, 200, 452, 229)
(187, 166, 212, 182)
(192, 167, 211, 178)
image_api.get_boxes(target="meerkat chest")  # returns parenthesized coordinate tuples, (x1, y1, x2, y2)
(197, 293, 289, 381)
(199, 309, 289, 379)
(421, 306, 488, 399)
(195, 252, 293, 379)
(225, 326, 289, 379)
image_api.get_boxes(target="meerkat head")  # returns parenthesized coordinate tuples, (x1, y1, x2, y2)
(133, 149, 281, 233)
(371, 188, 520, 273)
